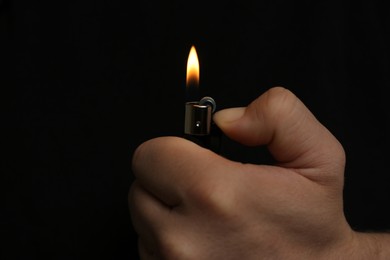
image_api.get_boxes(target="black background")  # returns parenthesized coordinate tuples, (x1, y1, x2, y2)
(2, 0, 390, 259)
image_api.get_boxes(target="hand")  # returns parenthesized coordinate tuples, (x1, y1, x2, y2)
(129, 87, 368, 259)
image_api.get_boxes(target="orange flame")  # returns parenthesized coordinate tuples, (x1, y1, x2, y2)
(186, 45, 199, 87)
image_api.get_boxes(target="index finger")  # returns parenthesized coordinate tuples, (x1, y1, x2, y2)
(131, 136, 232, 206)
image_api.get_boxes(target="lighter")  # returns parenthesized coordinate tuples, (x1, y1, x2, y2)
(184, 46, 221, 152)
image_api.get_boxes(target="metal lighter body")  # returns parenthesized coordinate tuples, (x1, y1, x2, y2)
(184, 97, 220, 152)
(184, 102, 212, 136)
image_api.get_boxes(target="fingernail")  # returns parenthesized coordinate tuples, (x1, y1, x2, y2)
(213, 107, 246, 125)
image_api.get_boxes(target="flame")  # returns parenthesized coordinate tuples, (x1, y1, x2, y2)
(186, 46, 199, 87)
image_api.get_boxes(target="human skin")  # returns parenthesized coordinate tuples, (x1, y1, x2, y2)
(129, 87, 390, 259)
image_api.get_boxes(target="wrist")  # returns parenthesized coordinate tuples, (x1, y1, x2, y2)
(313, 228, 386, 260)
(351, 231, 390, 259)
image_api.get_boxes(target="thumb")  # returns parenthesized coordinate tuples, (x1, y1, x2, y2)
(213, 87, 345, 180)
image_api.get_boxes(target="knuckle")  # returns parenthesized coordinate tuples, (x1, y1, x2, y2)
(249, 86, 300, 126)
(131, 141, 149, 173)
(264, 86, 298, 118)
(186, 176, 235, 218)
(334, 140, 346, 165)
(131, 138, 161, 175)
(157, 233, 195, 260)
(131, 137, 182, 174)
(325, 140, 346, 182)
